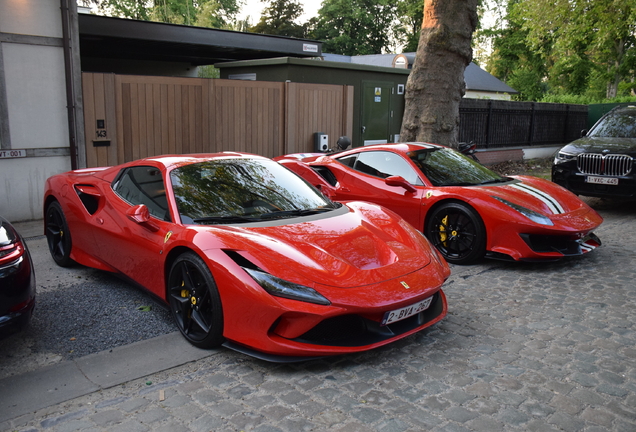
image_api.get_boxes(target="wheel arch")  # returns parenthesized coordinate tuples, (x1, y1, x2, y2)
(163, 245, 200, 298)
(423, 198, 488, 265)
(43, 194, 59, 217)
(424, 198, 482, 233)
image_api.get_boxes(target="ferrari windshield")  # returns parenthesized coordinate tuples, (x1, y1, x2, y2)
(408, 147, 506, 187)
(589, 110, 636, 138)
(170, 158, 338, 224)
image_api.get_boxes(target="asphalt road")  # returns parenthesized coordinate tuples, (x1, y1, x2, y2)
(1, 196, 635, 431)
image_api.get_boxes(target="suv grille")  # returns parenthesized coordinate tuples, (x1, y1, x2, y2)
(577, 153, 633, 176)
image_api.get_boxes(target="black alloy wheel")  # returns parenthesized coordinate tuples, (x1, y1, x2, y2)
(425, 202, 486, 265)
(45, 201, 74, 267)
(168, 252, 224, 348)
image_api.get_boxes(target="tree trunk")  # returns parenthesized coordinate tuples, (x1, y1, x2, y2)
(400, 0, 478, 148)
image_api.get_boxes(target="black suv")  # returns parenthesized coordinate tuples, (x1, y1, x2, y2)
(552, 105, 636, 198)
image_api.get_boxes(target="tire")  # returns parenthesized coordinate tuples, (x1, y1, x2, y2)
(45, 201, 74, 267)
(167, 252, 224, 348)
(425, 202, 486, 265)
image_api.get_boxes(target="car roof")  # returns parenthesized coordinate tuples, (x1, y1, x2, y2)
(337, 142, 445, 157)
(606, 105, 636, 116)
(135, 152, 268, 170)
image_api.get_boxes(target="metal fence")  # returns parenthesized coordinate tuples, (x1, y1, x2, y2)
(459, 99, 588, 149)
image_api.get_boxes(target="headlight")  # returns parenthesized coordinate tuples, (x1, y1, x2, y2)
(243, 267, 331, 305)
(554, 151, 576, 164)
(493, 197, 554, 226)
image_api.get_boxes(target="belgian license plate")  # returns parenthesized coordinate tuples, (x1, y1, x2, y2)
(381, 297, 433, 326)
(586, 176, 618, 185)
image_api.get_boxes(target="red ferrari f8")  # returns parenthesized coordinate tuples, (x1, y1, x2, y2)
(43, 153, 449, 361)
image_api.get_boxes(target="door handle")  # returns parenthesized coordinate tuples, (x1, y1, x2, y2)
(361, 126, 366, 133)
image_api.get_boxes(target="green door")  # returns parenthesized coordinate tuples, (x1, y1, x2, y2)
(361, 81, 392, 146)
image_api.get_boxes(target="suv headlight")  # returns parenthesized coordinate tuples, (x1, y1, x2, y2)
(554, 151, 576, 164)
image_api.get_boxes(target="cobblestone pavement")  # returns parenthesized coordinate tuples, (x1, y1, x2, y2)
(3, 197, 636, 432)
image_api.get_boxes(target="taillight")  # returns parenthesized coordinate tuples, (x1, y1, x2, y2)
(0, 241, 24, 265)
(9, 297, 33, 313)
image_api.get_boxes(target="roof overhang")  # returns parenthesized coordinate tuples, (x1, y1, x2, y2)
(78, 14, 322, 66)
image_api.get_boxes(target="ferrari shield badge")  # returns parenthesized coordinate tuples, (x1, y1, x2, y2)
(164, 231, 173, 243)
(401, 281, 410, 289)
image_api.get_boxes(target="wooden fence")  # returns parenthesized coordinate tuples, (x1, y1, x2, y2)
(82, 73, 353, 168)
(459, 99, 588, 149)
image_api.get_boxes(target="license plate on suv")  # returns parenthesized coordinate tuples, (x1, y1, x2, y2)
(586, 176, 618, 185)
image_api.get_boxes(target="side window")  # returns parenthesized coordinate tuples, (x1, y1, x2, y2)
(112, 166, 171, 221)
(336, 154, 358, 167)
(353, 151, 422, 185)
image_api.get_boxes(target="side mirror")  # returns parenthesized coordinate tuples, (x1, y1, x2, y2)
(126, 204, 159, 231)
(580, 129, 588, 137)
(385, 176, 417, 193)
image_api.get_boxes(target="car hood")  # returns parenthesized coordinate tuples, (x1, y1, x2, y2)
(560, 136, 636, 155)
(196, 204, 435, 288)
(480, 176, 589, 216)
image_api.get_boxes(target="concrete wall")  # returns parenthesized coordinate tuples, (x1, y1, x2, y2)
(0, 0, 75, 222)
(465, 90, 512, 101)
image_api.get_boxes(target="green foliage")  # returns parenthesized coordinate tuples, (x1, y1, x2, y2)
(198, 65, 220, 78)
(394, 0, 423, 53)
(91, 0, 151, 20)
(248, 0, 306, 38)
(307, 0, 399, 55)
(86, 0, 240, 29)
(483, 0, 636, 101)
(538, 94, 636, 105)
(482, 0, 549, 101)
(507, 69, 547, 101)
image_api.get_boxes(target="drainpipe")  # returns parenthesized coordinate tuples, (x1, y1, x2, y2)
(60, 0, 78, 170)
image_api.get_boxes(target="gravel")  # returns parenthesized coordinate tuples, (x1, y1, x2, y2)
(30, 277, 175, 359)
(489, 158, 553, 178)
(0, 263, 176, 379)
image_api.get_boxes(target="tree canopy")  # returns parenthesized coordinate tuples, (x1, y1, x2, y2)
(395, 0, 424, 53)
(306, 0, 400, 55)
(482, 0, 636, 100)
(248, 0, 306, 38)
(81, 0, 242, 29)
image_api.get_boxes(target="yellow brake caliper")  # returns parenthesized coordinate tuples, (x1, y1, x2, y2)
(180, 282, 193, 316)
(439, 215, 448, 246)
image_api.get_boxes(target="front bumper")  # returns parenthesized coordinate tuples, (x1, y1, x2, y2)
(224, 290, 447, 362)
(552, 164, 636, 199)
(217, 258, 450, 359)
(485, 201, 602, 262)
(0, 254, 36, 337)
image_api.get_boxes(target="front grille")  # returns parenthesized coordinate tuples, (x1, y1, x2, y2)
(520, 233, 580, 255)
(292, 292, 444, 347)
(577, 153, 633, 176)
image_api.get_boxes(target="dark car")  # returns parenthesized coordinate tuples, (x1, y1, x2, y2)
(552, 105, 636, 198)
(0, 216, 36, 337)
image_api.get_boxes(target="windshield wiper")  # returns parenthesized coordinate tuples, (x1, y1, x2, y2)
(193, 215, 261, 224)
(258, 208, 334, 219)
(442, 181, 478, 186)
(478, 178, 511, 185)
